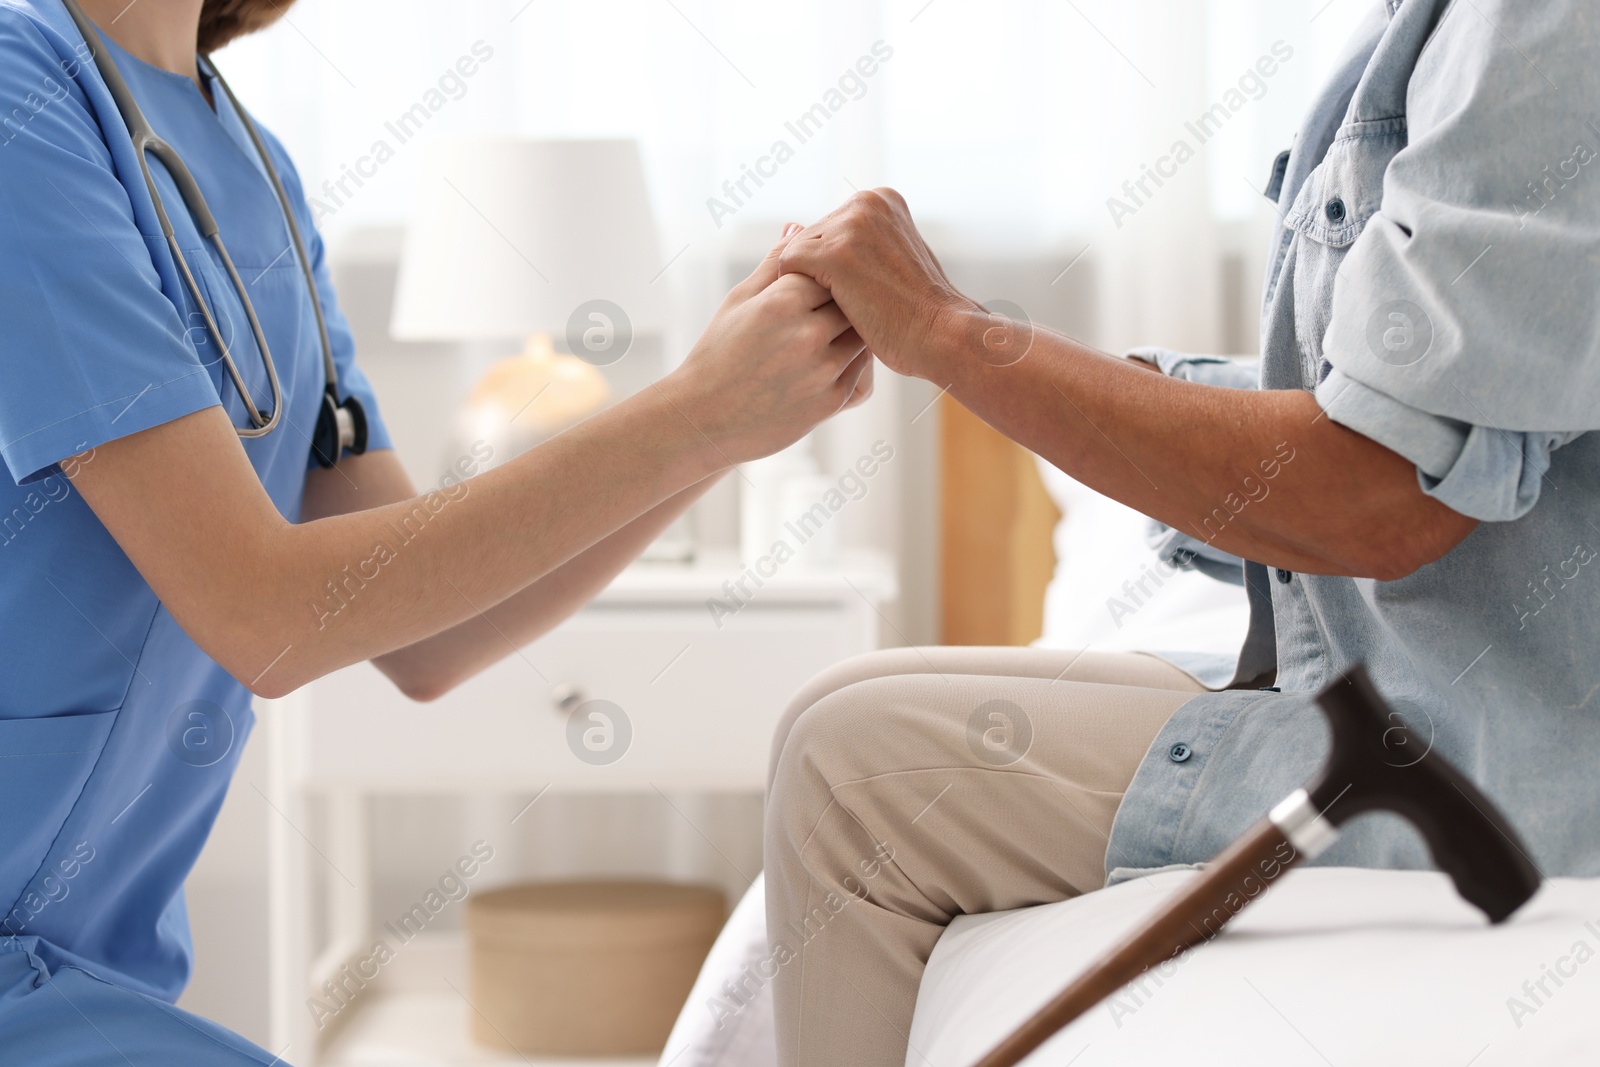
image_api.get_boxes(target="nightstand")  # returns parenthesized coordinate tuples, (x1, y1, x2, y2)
(263, 550, 897, 1065)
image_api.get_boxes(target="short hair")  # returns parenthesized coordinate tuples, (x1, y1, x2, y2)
(198, 0, 297, 54)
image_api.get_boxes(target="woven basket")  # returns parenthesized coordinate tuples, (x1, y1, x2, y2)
(465, 879, 726, 1056)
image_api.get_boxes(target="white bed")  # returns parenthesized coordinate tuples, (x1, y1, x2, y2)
(662, 865, 1600, 1067)
(910, 867, 1599, 1066)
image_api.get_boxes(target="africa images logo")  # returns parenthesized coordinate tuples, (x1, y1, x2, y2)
(566, 699, 633, 766)
(967, 700, 1032, 767)
(1366, 299, 1433, 367)
(165, 701, 235, 768)
(565, 299, 633, 367)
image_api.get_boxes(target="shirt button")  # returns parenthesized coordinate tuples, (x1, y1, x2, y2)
(1325, 197, 1346, 223)
(1168, 742, 1193, 763)
(1276, 568, 1293, 584)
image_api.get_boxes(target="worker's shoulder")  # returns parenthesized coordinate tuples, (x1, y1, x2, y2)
(0, 3, 117, 172)
(0, 1, 94, 80)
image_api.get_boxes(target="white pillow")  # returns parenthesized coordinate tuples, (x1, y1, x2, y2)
(1033, 457, 1250, 664)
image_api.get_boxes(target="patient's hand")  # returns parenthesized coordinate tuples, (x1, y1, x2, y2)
(779, 189, 982, 381)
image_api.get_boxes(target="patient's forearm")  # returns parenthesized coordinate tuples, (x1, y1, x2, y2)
(930, 315, 1477, 580)
(372, 473, 723, 700)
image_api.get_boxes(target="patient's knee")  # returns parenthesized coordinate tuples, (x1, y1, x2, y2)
(767, 685, 904, 881)
(773, 686, 873, 791)
(767, 648, 925, 784)
(772, 672, 943, 800)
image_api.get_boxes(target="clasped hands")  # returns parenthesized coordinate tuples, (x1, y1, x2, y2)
(778, 188, 990, 382)
(669, 189, 1023, 467)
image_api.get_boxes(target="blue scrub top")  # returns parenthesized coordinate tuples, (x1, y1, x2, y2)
(0, 0, 390, 1001)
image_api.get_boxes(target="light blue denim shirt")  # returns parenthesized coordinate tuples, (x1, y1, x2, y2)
(1109, 0, 1600, 880)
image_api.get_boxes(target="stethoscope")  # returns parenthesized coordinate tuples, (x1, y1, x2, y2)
(60, 0, 366, 467)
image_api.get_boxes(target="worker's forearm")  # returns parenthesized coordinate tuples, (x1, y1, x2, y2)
(931, 311, 1472, 579)
(69, 242, 867, 699)
(372, 472, 724, 700)
(248, 385, 722, 697)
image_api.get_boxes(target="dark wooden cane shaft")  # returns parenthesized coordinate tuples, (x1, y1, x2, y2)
(970, 819, 1303, 1067)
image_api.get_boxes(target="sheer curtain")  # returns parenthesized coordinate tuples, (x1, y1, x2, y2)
(219, 0, 1369, 350)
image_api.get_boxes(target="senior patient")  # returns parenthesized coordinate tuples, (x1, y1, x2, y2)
(764, 2, 1600, 1064)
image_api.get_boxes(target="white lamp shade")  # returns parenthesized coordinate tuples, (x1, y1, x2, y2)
(391, 137, 666, 343)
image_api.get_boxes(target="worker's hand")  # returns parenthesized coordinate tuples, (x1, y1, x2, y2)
(778, 189, 983, 381)
(664, 224, 872, 464)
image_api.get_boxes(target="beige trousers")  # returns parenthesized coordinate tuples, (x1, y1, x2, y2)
(764, 646, 1205, 1067)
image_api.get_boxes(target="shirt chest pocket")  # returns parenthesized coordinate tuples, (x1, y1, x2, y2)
(1283, 117, 1407, 386)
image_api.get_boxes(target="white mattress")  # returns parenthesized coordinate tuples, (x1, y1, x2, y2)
(910, 866, 1600, 1066)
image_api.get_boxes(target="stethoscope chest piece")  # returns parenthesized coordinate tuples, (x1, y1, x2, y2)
(312, 390, 368, 469)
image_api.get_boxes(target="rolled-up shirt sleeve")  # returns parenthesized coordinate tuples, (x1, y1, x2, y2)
(1316, 0, 1600, 523)
(1316, 369, 1577, 522)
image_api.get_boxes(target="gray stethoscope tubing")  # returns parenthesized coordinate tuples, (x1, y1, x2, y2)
(60, 0, 363, 461)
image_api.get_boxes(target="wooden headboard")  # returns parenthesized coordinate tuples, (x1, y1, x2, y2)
(939, 394, 1060, 646)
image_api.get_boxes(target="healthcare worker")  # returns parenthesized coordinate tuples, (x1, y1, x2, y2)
(0, 0, 871, 1062)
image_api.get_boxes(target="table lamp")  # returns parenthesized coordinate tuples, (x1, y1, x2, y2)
(391, 137, 667, 456)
